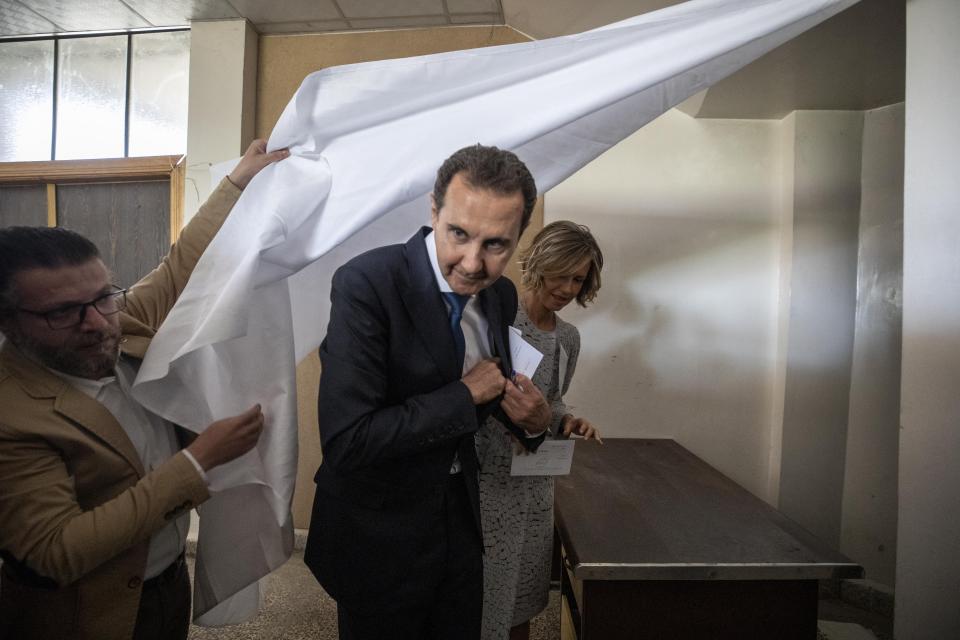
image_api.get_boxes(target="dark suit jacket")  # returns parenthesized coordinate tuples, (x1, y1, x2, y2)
(304, 227, 528, 614)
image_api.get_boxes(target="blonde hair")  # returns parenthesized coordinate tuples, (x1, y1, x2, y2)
(518, 221, 603, 307)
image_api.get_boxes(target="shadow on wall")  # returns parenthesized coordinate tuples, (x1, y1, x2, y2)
(559, 210, 781, 497)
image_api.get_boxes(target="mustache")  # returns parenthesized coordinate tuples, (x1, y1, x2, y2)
(76, 329, 119, 348)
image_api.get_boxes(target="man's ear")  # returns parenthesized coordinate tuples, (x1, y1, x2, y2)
(429, 193, 440, 225)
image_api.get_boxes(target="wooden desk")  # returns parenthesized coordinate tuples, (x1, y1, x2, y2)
(554, 439, 862, 640)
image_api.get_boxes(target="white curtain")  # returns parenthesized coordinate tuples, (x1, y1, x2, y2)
(131, 0, 858, 623)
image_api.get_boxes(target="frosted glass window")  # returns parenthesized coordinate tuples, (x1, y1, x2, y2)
(56, 36, 127, 160)
(128, 31, 190, 157)
(0, 41, 54, 161)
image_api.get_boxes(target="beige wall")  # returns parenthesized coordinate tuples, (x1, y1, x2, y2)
(547, 109, 783, 501)
(256, 26, 530, 139)
(253, 26, 534, 528)
(546, 106, 904, 590)
(184, 19, 258, 220)
(775, 107, 905, 583)
(841, 102, 903, 588)
(777, 110, 863, 546)
(898, 0, 960, 636)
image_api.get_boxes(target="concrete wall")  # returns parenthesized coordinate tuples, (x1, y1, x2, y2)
(897, 0, 960, 637)
(549, 107, 905, 586)
(841, 103, 903, 589)
(777, 111, 863, 547)
(548, 109, 783, 501)
(255, 26, 530, 141)
(768, 113, 796, 504)
(184, 19, 258, 219)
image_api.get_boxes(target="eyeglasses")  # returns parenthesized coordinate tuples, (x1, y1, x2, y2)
(17, 286, 128, 330)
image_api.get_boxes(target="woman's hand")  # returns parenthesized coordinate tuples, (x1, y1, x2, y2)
(562, 415, 602, 443)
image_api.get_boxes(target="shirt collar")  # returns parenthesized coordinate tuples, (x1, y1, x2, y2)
(52, 367, 116, 394)
(44, 354, 132, 394)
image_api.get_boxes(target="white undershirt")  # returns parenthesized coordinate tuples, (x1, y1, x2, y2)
(424, 231, 545, 446)
(424, 230, 493, 373)
(425, 231, 493, 473)
(56, 357, 207, 579)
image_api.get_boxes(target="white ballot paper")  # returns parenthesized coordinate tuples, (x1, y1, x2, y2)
(511, 440, 576, 476)
(508, 326, 544, 379)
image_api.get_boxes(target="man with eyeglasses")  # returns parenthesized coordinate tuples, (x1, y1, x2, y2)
(0, 140, 287, 640)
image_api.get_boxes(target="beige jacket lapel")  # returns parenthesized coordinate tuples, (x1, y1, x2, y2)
(0, 341, 146, 477)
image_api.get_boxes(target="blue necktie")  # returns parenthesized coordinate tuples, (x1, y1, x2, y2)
(443, 292, 470, 369)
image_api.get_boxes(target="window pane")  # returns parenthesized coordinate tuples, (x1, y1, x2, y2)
(56, 35, 127, 160)
(0, 41, 54, 161)
(128, 31, 190, 157)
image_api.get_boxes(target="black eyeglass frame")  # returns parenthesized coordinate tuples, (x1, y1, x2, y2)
(16, 285, 128, 329)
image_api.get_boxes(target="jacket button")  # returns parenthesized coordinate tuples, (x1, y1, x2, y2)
(128, 576, 142, 589)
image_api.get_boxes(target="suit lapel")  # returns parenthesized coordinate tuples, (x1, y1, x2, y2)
(1, 341, 146, 477)
(55, 390, 146, 477)
(479, 285, 513, 378)
(399, 228, 460, 381)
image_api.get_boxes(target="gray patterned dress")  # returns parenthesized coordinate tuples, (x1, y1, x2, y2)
(476, 304, 581, 639)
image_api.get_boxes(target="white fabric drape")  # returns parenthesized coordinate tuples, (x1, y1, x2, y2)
(131, 0, 858, 623)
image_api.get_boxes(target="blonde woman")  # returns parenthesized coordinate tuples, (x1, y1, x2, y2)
(477, 221, 603, 640)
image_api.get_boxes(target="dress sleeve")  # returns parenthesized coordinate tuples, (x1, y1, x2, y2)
(559, 321, 581, 397)
(547, 320, 580, 436)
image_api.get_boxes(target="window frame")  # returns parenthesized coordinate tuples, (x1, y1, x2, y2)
(0, 155, 187, 243)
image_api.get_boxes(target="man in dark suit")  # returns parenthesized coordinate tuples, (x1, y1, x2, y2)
(304, 144, 552, 639)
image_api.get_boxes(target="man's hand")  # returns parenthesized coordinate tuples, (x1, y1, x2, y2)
(562, 415, 603, 443)
(462, 358, 507, 405)
(185, 404, 265, 471)
(501, 374, 551, 434)
(227, 139, 289, 189)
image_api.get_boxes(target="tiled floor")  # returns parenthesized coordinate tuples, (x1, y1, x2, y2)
(188, 552, 890, 640)
(187, 552, 560, 640)
(819, 597, 892, 640)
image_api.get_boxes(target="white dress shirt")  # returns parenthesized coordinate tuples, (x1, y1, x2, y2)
(425, 231, 494, 473)
(57, 356, 207, 579)
(424, 230, 493, 374)
(424, 231, 545, 444)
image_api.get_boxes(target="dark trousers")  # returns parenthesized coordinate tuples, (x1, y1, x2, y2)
(132, 555, 191, 640)
(336, 476, 483, 640)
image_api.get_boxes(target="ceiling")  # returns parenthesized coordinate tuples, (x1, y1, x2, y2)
(499, 0, 905, 119)
(0, 0, 506, 35)
(0, 0, 905, 119)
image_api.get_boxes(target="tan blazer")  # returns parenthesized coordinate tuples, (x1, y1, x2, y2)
(0, 179, 242, 640)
